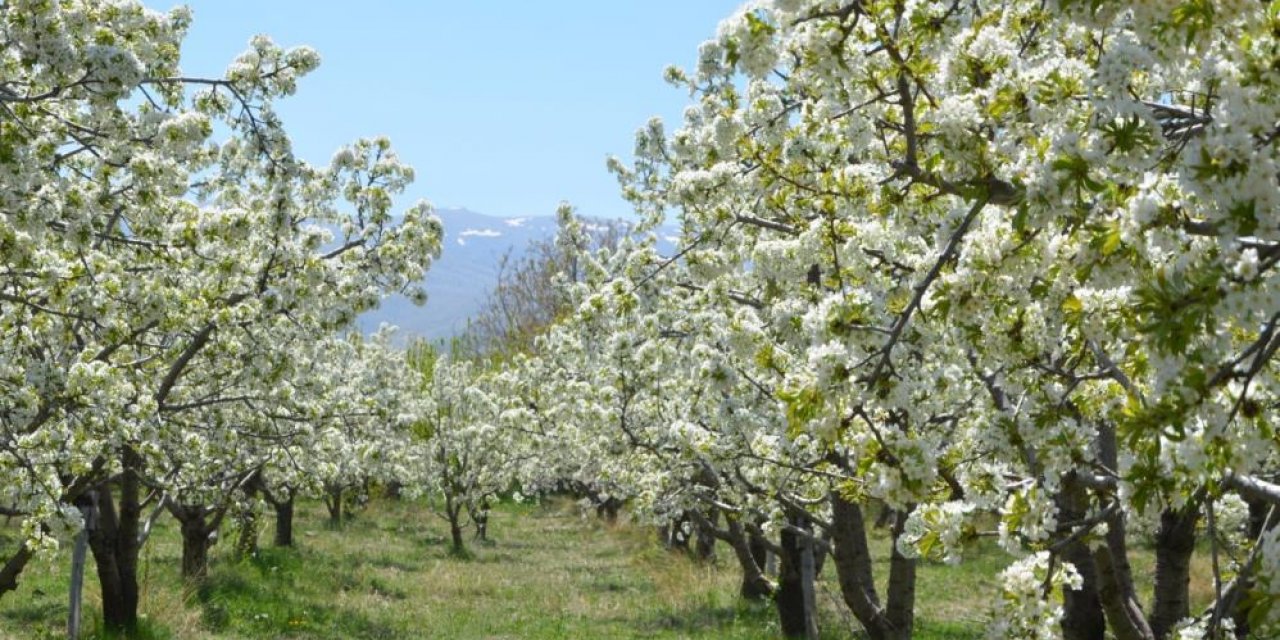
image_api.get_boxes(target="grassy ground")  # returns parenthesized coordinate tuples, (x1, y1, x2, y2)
(0, 498, 1213, 639)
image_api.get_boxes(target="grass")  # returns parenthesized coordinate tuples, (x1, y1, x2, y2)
(0, 499, 1215, 639)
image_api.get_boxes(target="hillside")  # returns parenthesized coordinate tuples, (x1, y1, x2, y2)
(359, 209, 561, 342)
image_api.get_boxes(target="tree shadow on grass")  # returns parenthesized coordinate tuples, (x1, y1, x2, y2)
(194, 553, 401, 638)
(637, 599, 776, 636)
(0, 597, 62, 627)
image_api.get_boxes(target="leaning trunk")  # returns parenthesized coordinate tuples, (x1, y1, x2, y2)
(739, 527, 773, 601)
(1150, 505, 1199, 640)
(0, 546, 34, 600)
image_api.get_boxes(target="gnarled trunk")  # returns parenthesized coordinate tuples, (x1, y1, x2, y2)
(829, 491, 915, 640)
(741, 527, 773, 600)
(445, 494, 466, 555)
(87, 452, 143, 634)
(1150, 504, 1199, 640)
(168, 502, 219, 580)
(180, 516, 213, 580)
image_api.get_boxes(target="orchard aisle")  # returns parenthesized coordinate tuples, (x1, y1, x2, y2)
(0, 499, 785, 639)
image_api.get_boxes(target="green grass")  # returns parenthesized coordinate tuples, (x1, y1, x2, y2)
(0, 499, 1213, 639)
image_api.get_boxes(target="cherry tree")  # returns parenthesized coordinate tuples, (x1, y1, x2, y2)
(592, 1, 1280, 638)
(0, 0, 440, 631)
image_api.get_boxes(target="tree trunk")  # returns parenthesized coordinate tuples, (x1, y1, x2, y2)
(385, 480, 403, 500)
(775, 520, 818, 639)
(1150, 504, 1199, 640)
(694, 507, 718, 562)
(325, 485, 343, 525)
(1057, 476, 1106, 640)
(596, 497, 620, 523)
(273, 497, 295, 547)
(446, 496, 466, 556)
(88, 452, 143, 634)
(1092, 423, 1155, 640)
(179, 515, 212, 580)
(830, 491, 914, 640)
(669, 513, 691, 552)
(884, 510, 917, 639)
(735, 522, 774, 601)
(0, 546, 35, 600)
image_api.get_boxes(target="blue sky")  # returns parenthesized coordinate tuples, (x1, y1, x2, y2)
(150, 1, 744, 219)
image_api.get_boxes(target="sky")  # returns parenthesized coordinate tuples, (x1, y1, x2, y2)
(147, 1, 745, 220)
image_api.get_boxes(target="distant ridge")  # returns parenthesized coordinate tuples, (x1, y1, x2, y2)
(359, 208, 561, 342)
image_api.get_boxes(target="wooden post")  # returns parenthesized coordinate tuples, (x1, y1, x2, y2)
(69, 497, 97, 640)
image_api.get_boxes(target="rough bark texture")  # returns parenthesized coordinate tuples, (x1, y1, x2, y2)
(1150, 505, 1199, 640)
(179, 514, 212, 580)
(1057, 476, 1106, 640)
(273, 497, 294, 547)
(87, 453, 143, 634)
(884, 511, 917, 639)
(742, 528, 773, 600)
(776, 521, 817, 639)
(829, 491, 914, 640)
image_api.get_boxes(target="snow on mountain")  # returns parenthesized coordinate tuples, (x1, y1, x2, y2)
(360, 208, 675, 345)
(359, 208, 561, 342)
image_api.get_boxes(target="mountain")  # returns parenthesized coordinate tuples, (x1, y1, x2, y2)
(359, 208, 562, 343)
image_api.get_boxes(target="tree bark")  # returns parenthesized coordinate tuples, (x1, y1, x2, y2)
(737, 524, 774, 600)
(324, 485, 343, 525)
(0, 546, 34, 600)
(829, 491, 915, 640)
(273, 496, 295, 547)
(1150, 504, 1199, 640)
(776, 519, 818, 639)
(884, 510, 917, 639)
(694, 506, 718, 562)
(179, 514, 213, 580)
(446, 495, 466, 555)
(1057, 475, 1106, 640)
(1092, 423, 1155, 640)
(88, 452, 143, 634)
